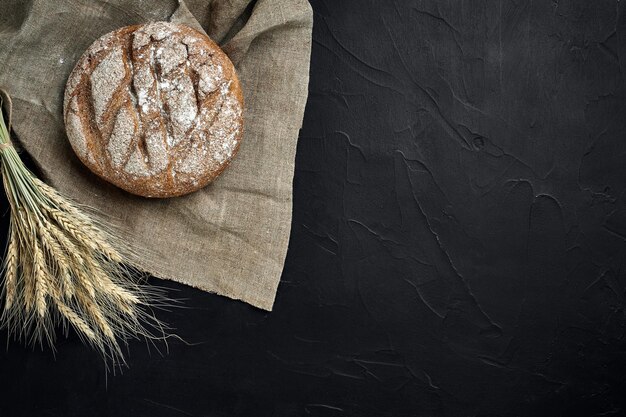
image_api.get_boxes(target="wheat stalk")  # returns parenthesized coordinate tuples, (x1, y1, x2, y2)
(0, 90, 172, 367)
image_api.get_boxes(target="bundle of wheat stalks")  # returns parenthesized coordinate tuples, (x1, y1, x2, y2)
(0, 90, 168, 366)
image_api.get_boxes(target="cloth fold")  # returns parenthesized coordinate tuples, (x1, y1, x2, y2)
(0, 0, 313, 310)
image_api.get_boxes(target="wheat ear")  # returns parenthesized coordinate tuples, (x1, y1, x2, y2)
(2, 223, 18, 310)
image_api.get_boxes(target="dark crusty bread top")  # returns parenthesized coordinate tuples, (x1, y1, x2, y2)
(63, 21, 244, 198)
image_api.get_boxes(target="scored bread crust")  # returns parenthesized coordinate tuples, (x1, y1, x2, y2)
(63, 22, 244, 198)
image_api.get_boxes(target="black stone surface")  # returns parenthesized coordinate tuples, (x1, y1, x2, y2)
(2, 0, 626, 416)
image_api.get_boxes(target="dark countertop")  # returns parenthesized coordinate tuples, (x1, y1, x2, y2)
(2, 0, 626, 416)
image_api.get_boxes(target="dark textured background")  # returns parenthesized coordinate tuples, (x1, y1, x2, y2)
(2, 0, 626, 416)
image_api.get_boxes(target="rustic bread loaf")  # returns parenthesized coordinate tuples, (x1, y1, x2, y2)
(63, 21, 244, 198)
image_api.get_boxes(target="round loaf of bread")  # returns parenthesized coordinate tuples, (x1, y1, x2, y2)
(63, 21, 244, 198)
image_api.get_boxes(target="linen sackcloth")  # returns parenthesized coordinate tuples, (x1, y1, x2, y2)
(0, 0, 313, 311)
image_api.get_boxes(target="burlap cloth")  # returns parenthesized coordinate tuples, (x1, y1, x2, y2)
(0, 0, 313, 311)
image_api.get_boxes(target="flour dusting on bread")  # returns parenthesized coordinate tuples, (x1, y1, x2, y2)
(63, 21, 244, 198)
